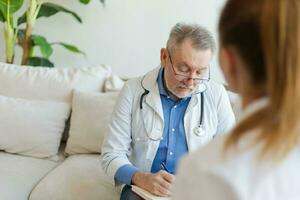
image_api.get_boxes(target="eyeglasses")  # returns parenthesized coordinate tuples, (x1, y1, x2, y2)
(167, 49, 210, 83)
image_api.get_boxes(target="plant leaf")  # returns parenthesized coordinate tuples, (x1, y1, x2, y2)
(38, 3, 82, 22)
(79, 0, 105, 5)
(27, 57, 54, 67)
(100, 0, 105, 5)
(17, 11, 25, 25)
(0, 0, 23, 13)
(31, 35, 53, 58)
(0, 0, 23, 19)
(0, 10, 5, 22)
(54, 42, 86, 56)
(18, 2, 82, 25)
(79, 0, 91, 4)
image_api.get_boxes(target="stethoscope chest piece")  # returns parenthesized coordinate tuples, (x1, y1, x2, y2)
(193, 125, 205, 137)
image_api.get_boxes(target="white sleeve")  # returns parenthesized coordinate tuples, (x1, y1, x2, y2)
(215, 85, 236, 135)
(100, 82, 134, 185)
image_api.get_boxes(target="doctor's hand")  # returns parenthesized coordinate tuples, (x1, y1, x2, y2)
(132, 170, 175, 197)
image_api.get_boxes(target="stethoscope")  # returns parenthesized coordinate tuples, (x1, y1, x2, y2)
(139, 76, 207, 141)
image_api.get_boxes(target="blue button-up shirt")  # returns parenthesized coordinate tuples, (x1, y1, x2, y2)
(114, 67, 190, 185)
(151, 68, 190, 174)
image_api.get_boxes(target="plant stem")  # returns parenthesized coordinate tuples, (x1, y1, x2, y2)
(4, 28, 15, 63)
(21, 0, 42, 65)
(4, 0, 15, 63)
(21, 23, 32, 65)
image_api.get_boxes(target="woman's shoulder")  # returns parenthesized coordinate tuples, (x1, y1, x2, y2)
(184, 133, 231, 168)
(177, 130, 300, 199)
(175, 132, 256, 199)
(174, 134, 241, 199)
(186, 130, 262, 177)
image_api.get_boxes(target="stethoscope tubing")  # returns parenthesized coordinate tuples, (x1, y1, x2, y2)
(139, 76, 206, 139)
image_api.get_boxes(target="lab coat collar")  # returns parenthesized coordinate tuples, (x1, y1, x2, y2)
(141, 66, 164, 121)
(141, 66, 160, 91)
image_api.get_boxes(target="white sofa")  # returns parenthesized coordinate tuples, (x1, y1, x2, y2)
(0, 62, 124, 200)
(0, 62, 241, 200)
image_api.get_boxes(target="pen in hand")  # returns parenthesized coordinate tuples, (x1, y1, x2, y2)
(160, 162, 171, 173)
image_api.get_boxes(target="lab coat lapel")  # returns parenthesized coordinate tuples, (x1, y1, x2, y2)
(184, 91, 201, 151)
(142, 67, 164, 122)
(185, 93, 199, 113)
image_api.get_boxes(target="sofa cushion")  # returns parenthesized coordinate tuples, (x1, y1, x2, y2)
(0, 95, 70, 158)
(65, 91, 119, 154)
(0, 62, 111, 103)
(104, 75, 125, 92)
(29, 154, 120, 200)
(0, 152, 60, 200)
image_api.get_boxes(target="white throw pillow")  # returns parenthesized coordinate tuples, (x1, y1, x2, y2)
(104, 75, 125, 92)
(0, 95, 70, 158)
(65, 91, 119, 154)
(0, 62, 111, 102)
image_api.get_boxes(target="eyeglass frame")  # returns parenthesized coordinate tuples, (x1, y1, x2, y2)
(167, 49, 211, 83)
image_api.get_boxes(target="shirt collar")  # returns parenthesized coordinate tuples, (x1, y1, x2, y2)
(157, 66, 168, 96)
(157, 66, 190, 101)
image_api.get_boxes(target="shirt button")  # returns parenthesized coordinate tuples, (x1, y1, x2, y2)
(170, 152, 173, 155)
(174, 105, 177, 108)
(172, 128, 175, 132)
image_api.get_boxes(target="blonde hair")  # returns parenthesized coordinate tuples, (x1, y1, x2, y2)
(219, 0, 300, 160)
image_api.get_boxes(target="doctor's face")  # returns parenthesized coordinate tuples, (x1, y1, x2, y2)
(160, 39, 212, 100)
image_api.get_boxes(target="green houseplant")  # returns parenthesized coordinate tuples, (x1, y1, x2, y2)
(0, 0, 104, 67)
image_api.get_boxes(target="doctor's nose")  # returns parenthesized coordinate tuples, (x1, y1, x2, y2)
(184, 77, 196, 87)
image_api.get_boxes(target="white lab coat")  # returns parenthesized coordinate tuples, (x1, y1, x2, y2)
(100, 67, 235, 185)
(173, 98, 300, 200)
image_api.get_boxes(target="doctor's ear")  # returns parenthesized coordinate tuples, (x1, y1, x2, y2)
(160, 48, 168, 67)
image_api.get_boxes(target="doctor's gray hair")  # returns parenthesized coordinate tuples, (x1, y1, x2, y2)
(167, 23, 216, 54)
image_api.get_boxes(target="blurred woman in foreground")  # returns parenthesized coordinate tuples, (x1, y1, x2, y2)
(173, 0, 300, 199)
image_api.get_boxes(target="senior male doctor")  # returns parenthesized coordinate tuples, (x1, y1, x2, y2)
(101, 23, 235, 200)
